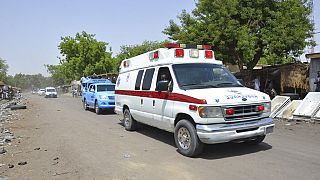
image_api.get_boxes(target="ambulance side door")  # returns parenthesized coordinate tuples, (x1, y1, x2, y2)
(130, 69, 145, 121)
(153, 66, 174, 130)
(139, 68, 156, 126)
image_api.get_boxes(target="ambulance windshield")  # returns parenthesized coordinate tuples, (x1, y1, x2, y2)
(172, 63, 242, 90)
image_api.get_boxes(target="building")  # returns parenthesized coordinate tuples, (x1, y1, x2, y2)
(306, 52, 320, 92)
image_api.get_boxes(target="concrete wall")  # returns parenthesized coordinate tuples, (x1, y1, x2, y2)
(309, 58, 320, 92)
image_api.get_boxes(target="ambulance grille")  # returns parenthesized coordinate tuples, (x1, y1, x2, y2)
(223, 104, 263, 121)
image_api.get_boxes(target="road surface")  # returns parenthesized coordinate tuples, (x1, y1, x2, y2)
(1, 94, 320, 179)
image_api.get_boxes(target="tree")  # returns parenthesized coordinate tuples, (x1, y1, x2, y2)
(4, 73, 52, 90)
(0, 57, 9, 82)
(115, 41, 167, 72)
(45, 64, 68, 86)
(57, 31, 115, 81)
(163, 0, 315, 82)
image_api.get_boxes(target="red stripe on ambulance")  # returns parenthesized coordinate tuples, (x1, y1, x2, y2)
(115, 90, 207, 104)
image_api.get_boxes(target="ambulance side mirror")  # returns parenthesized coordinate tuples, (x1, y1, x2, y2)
(237, 79, 244, 86)
(156, 80, 169, 92)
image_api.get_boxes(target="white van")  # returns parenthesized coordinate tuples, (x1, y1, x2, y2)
(44, 87, 57, 98)
(115, 43, 274, 157)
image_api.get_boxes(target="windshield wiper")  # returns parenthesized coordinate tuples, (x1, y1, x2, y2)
(180, 83, 218, 89)
(215, 82, 238, 87)
(180, 83, 199, 87)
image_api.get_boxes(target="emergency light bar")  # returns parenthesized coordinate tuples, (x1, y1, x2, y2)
(164, 43, 212, 50)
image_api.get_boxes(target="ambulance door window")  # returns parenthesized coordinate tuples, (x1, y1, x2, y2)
(142, 68, 155, 90)
(135, 70, 144, 90)
(156, 67, 172, 83)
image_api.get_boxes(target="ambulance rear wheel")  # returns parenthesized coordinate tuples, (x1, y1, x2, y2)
(123, 109, 137, 131)
(174, 120, 203, 157)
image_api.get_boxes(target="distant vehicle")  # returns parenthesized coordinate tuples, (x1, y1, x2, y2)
(83, 83, 115, 114)
(80, 77, 111, 101)
(37, 89, 45, 96)
(44, 87, 57, 98)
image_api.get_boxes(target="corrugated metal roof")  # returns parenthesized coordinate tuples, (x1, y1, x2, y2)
(306, 52, 320, 59)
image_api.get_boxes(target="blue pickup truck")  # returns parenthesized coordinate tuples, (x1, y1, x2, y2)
(83, 82, 115, 114)
(81, 77, 112, 101)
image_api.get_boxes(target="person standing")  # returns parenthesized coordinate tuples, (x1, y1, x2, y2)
(314, 71, 320, 92)
(0, 87, 3, 99)
(252, 76, 260, 91)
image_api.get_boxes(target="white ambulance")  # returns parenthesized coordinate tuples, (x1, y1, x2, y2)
(115, 43, 274, 157)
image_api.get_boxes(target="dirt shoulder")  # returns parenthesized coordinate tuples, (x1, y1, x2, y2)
(1, 94, 320, 180)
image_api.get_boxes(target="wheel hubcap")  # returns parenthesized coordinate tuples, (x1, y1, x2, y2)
(95, 102, 99, 112)
(177, 127, 191, 150)
(124, 111, 130, 127)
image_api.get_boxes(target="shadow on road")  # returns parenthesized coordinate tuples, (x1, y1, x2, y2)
(134, 123, 273, 159)
(87, 109, 116, 115)
(199, 142, 272, 159)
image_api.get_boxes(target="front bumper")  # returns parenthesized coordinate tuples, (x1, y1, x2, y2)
(45, 94, 57, 98)
(196, 117, 274, 144)
(98, 100, 115, 109)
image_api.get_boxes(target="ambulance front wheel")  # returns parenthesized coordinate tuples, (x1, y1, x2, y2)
(174, 120, 203, 157)
(123, 108, 137, 131)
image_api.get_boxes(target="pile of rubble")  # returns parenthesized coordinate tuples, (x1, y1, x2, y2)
(0, 97, 26, 154)
(271, 92, 320, 122)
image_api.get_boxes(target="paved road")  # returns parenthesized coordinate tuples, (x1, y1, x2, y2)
(1, 94, 320, 179)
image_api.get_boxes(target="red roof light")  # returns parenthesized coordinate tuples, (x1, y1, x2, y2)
(153, 51, 159, 59)
(202, 45, 212, 50)
(205, 50, 213, 59)
(164, 43, 181, 48)
(175, 49, 184, 57)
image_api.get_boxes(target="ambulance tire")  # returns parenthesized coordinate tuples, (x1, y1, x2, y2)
(123, 108, 137, 131)
(83, 100, 88, 110)
(174, 120, 203, 157)
(244, 135, 265, 145)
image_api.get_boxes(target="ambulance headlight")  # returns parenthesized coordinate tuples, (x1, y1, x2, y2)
(99, 95, 107, 100)
(198, 106, 223, 118)
(263, 102, 271, 113)
(261, 102, 271, 117)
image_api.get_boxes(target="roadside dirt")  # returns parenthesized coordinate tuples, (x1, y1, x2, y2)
(1, 94, 320, 180)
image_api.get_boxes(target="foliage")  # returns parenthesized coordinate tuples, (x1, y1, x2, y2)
(0, 57, 9, 82)
(5, 73, 52, 90)
(51, 31, 115, 85)
(45, 64, 67, 86)
(47, 33, 167, 86)
(163, 0, 315, 81)
(115, 41, 167, 72)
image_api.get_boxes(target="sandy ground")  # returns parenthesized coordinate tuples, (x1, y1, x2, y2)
(1, 94, 320, 180)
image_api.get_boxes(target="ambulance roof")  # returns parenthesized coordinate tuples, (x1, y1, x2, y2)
(119, 47, 223, 73)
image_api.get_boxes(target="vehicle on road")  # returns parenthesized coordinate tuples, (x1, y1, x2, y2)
(37, 89, 45, 96)
(115, 43, 274, 157)
(83, 82, 115, 114)
(81, 77, 111, 100)
(44, 87, 57, 98)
